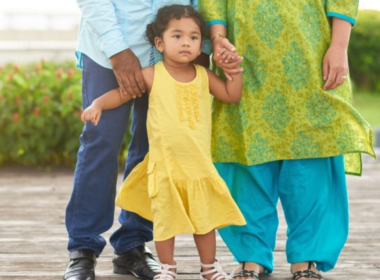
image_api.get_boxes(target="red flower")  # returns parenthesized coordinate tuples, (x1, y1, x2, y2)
(35, 64, 41, 72)
(7, 73, 13, 81)
(13, 113, 19, 122)
(33, 107, 40, 116)
(13, 64, 20, 72)
(67, 68, 75, 78)
(75, 109, 83, 117)
(43, 96, 50, 104)
(55, 68, 63, 80)
(16, 96, 22, 105)
(67, 91, 73, 100)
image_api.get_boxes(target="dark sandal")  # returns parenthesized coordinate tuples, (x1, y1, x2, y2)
(231, 262, 259, 280)
(292, 262, 323, 280)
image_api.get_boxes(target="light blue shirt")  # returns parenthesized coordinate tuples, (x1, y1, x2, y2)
(75, 0, 212, 69)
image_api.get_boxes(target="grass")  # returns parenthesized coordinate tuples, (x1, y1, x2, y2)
(352, 90, 380, 129)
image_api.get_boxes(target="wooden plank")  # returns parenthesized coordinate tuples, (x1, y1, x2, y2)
(0, 157, 380, 280)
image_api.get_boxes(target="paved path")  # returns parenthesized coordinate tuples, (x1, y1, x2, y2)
(0, 151, 379, 280)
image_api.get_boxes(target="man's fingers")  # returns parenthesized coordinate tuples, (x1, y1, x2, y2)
(124, 70, 145, 97)
(121, 76, 138, 98)
(115, 74, 128, 96)
(134, 70, 146, 95)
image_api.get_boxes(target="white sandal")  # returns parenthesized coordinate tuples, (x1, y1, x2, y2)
(200, 259, 232, 280)
(154, 263, 177, 280)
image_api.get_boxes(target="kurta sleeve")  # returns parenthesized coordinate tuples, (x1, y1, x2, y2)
(198, 0, 227, 27)
(325, 0, 360, 26)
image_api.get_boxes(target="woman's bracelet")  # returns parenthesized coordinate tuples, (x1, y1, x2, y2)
(211, 33, 226, 42)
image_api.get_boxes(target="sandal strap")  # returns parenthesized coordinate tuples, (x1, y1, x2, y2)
(200, 259, 231, 280)
(231, 270, 259, 280)
(154, 263, 177, 280)
(292, 262, 323, 280)
(293, 270, 323, 280)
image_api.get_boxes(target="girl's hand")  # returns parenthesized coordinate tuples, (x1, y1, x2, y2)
(323, 45, 349, 90)
(81, 104, 102, 126)
(212, 37, 243, 81)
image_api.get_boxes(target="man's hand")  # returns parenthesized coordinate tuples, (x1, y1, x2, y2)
(110, 49, 146, 98)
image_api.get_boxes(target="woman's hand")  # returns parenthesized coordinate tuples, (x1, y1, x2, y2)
(81, 103, 102, 126)
(212, 37, 244, 81)
(322, 45, 349, 90)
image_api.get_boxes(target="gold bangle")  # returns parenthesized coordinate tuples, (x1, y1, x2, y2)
(211, 33, 225, 41)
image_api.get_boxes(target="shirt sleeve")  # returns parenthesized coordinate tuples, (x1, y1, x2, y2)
(76, 0, 129, 58)
(325, 0, 360, 26)
(198, 0, 227, 28)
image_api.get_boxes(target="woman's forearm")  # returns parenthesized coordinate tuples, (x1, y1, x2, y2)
(209, 24, 227, 42)
(330, 17, 352, 50)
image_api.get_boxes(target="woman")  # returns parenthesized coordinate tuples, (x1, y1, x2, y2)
(199, 1, 375, 279)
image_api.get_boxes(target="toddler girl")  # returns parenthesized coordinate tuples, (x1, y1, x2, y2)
(81, 5, 245, 280)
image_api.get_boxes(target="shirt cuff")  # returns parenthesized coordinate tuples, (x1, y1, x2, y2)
(326, 12, 356, 26)
(97, 29, 129, 58)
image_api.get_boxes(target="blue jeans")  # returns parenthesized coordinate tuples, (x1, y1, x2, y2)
(65, 55, 153, 257)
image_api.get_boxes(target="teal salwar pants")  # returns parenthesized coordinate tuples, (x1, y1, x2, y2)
(215, 156, 348, 273)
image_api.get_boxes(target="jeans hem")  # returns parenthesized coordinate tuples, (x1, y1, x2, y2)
(114, 241, 146, 255)
(69, 246, 101, 258)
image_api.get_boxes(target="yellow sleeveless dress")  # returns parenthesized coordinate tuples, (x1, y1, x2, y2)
(116, 61, 246, 241)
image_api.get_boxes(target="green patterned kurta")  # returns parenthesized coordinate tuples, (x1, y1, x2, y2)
(199, 0, 375, 175)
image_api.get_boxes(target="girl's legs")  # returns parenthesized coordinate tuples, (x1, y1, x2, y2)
(194, 230, 230, 280)
(155, 237, 176, 267)
(194, 231, 216, 265)
(279, 156, 348, 276)
(215, 162, 280, 274)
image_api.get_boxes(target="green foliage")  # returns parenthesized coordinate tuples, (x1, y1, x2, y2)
(0, 61, 131, 166)
(353, 90, 380, 128)
(349, 10, 380, 93)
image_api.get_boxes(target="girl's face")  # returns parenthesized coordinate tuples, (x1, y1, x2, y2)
(155, 17, 202, 64)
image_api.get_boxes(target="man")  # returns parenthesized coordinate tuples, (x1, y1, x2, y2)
(63, 1, 211, 280)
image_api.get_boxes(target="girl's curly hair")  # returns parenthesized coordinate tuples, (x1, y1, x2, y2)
(146, 5, 206, 46)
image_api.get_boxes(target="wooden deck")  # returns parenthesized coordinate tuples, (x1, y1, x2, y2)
(0, 153, 379, 280)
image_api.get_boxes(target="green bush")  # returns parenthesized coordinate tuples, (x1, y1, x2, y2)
(0, 61, 130, 166)
(349, 10, 380, 92)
